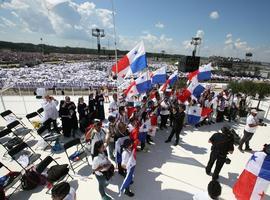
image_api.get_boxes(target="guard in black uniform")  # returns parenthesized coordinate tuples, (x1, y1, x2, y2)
(165, 104, 186, 146)
(206, 125, 234, 180)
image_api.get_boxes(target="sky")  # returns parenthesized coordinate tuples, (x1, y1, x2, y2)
(0, 0, 270, 62)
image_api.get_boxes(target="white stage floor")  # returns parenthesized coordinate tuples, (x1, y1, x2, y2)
(0, 95, 269, 200)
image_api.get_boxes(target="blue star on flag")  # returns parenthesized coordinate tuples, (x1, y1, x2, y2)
(250, 154, 257, 162)
(134, 50, 138, 55)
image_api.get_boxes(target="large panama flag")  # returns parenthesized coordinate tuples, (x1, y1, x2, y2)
(112, 41, 147, 78)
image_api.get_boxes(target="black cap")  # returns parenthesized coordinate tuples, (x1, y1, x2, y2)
(221, 125, 231, 135)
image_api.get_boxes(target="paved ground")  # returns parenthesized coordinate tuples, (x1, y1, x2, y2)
(0, 95, 270, 200)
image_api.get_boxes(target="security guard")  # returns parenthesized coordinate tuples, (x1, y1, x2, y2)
(206, 125, 234, 180)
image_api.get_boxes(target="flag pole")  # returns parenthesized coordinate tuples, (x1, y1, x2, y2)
(110, 0, 119, 99)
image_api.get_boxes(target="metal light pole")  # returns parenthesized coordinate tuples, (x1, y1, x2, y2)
(92, 28, 105, 55)
(110, 0, 119, 98)
(40, 37, 44, 62)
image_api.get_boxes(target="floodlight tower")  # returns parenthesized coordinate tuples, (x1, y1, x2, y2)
(190, 37, 201, 57)
(92, 28, 105, 54)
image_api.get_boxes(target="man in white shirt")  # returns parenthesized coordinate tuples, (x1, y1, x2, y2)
(159, 96, 170, 130)
(108, 93, 118, 116)
(238, 109, 259, 152)
(42, 95, 59, 133)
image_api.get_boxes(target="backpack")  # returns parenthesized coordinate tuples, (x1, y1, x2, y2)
(47, 164, 69, 183)
(21, 169, 41, 190)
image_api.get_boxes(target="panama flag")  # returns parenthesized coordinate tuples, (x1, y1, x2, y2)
(135, 71, 152, 93)
(178, 81, 205, 102)
(188, 63, 213, 82)
(124, 71, 151, 98)
(151, 66, 167, 84)
(233, 152, 270, 200)
(120, 149, 136, 195)
(124, 82, 138, 99)
(112, 41, 147, 78)
(187, 106, 212, 125)
(159, 70, 178, 92)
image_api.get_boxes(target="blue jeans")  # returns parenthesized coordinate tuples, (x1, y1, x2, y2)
(95, 174, 111, 200)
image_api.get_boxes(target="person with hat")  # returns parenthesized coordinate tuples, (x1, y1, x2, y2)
(205, 125, 234, 180)
(238, 109, 259, 152)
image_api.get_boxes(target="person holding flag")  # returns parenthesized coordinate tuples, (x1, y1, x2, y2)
(120, 139, 136, 197)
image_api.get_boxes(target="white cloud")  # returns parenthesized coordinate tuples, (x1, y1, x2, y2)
(0, 0, 113, 41)
(0, 17, 16, 27)
(182, 40, 192, 50)
(118, 32, 176, 54)
(226, 33, 232, 38)
(155, 22, 164, 29)
(209, 11, 219, 20)
(196, 30, 204, 38)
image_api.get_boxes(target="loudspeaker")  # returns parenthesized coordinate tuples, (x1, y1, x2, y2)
(178, 56, 200, 72)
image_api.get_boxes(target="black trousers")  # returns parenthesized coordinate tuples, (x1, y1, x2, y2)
(216, 110, 224, 122)
(160, 114, 169, 129)
(62, 118, 72, 137)
(206, 151, 226, 179)
(167, 128, 182, 144)
(239, 130, 254, 149)
(52, 119, 60, 133)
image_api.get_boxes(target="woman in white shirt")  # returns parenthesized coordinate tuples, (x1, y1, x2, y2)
(92, 140, 112, 200)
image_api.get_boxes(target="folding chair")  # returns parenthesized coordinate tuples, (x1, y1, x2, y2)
(36, 107, 44, 118)
(64, 138, 90, 174)
(0, 128, 23, 158)
(8, 142, 42, 171)
(7, 120, 35, 140)
(36, 123, 61, 151)
(26, 112, 42, 130)
(0, 110, 25, 126)
(35, 156, 73, 194)
(0, 162, 22, 198)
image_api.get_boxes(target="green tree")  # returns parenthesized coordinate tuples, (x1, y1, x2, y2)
(255, 82, 270, 109)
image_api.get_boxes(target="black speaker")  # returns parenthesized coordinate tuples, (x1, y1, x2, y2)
(178, 56, 200, 72)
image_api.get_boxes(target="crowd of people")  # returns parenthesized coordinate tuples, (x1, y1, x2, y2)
(40, 82, 269, 199)
(0, 62, 116, 89)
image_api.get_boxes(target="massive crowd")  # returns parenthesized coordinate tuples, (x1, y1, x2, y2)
(0, 62, 116, 89)
(37, 82, 268, 200)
